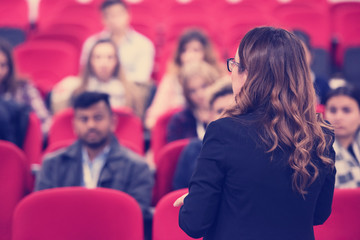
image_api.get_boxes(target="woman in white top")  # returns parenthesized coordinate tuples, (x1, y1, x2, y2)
(325, 85, 360, 188)
(51, 39, 134, 114)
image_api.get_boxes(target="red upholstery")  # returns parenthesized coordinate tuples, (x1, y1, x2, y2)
(0, 0, 29, 30)
(31, 22, 95, 60)
(220, 1, 270, 58)
(37, 0, 102, 33)
(153, 188, 196, 240)
(330, 2, 360, 66)
(12, 187, 144, 240)
(314, 188, 360, 240)
(152, 139, 190, 205)
(37, 0, 73, 31)
(22, 113, 42, 166)
(48, 108, 144, 155)
(0, 141, 30, 240)
(128, 0, 163, 43)
(270, 2, 331, 49)
(151, 107, 182, 161)
(14, 40, 79, 94)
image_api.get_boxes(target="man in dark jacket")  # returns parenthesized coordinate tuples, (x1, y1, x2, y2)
(35, 92, 153, 218)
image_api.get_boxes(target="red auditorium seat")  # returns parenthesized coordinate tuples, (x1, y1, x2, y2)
(151, 107, 182, 161)
(14, 39, 79, 94)
(0, 0, 29, 30)
(37, 0, 103, 34)
(31, 22, 95, 56)
(314, 188, 360, 240)
(330, 2, 360, 66)
(0, 140, 30, 240)
(12, 187, 144, 240)
(152, 138, 190, 205)
(270, 2, 331, 50)
(127, 0, 163, 43)
(22, 113, 43, 166)
(48, 108, 144, 155)
(162, 1, 216, 45)
(219, 1, 271, 58)
(153, 188, 196, 240)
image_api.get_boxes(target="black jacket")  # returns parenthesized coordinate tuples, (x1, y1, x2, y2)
(35, 135, 154, 218)
(179, 114, 336, 240)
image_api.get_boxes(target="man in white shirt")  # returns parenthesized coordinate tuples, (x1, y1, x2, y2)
(80, 0, 155, 84)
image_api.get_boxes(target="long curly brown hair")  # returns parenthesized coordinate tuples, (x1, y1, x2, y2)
(225, 27, 334, 196)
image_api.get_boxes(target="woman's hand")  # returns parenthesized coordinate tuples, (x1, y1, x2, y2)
(173, 193, 188, 207)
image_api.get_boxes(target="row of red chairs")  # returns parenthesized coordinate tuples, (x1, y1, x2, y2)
(0, 1, 357, 82)
(0, 137, 186, 239)
(3, 184, 360, 240)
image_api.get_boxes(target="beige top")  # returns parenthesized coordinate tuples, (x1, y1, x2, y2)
(51, 76, 126, 114)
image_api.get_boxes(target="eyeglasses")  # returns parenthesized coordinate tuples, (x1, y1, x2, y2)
(227, 58, 241, 73)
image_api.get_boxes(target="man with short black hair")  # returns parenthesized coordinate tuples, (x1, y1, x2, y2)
(35, 92, 153, 217)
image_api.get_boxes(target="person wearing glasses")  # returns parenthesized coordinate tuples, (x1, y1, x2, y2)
(174, 27, 336, 240)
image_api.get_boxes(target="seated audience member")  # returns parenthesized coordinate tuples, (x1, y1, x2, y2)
(51, 39, 142, 116)
(0, 39, 51, 134)
(145, 29, 225, 128)
(173, 81, 233, 190)
(36, 92, 154, 217)
(325, 85, 360, 188)
(166, 62, 220, 143)
(293, 30, 330, 105)
(80, 0, 155, 85)
(0, 97, 30, 147)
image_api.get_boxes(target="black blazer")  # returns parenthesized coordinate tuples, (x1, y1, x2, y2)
(179, 114, 336, 240)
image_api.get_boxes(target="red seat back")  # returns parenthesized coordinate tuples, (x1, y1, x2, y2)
(151, 107, 182, 161)
(314, 188, 360, 240)
(12, 187, 144, 240)
(0, 0, 29, 30)
(153, 188, 197, 240)
(152, 139, 190, 205)
(14, 40, 79, 94)
(22, 113, 43, 166)
(48, 108, 144, 155)
(330, 2, 360, 66)
(270, 2, 331, 49)
(0, 141, 30, 240)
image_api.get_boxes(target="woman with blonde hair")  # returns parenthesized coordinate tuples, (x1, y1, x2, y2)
(145, 29, 224, 128)
(167, 61, 220, 143)
(175, 27, 336, 240)
(51, 39, 136, 114)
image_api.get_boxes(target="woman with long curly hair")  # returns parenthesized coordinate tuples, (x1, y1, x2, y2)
(174, 27, 336, 240)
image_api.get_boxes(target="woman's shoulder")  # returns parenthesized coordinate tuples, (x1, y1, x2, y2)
(53, 76, 81, 92)
(207, 116, 256, 139)
(211, 115, 256, 129)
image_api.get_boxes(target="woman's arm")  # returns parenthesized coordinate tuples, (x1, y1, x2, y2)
(178, 121, 226, 238)
(314, 136, 336, 225)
